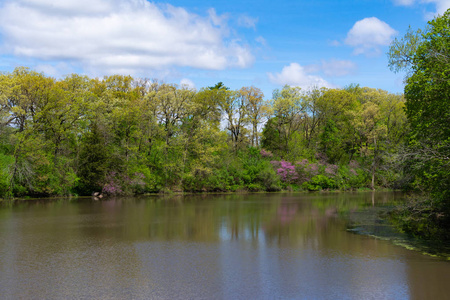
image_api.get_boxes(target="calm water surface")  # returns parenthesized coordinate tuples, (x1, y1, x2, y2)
(0, 192, 448, 299)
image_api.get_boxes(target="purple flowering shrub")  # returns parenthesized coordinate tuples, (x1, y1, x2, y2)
(304, 162, 319, 176)
(270, 156, 366, 190)
(348, 160, 359, 176)
(129, 172, 146, 192)
(271, 160, 298, 183)
(324, 164, 338, 176)
(260, 149, 273, 158)
(102, 171, 123, 195)
(102, 171, 146, 195)
(295, 159, 327, 183)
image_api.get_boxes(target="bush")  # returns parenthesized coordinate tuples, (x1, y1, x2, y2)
(271, 160, 298, 183)
(246, 183, 263, 192)
(335, 164, 367, 190)
(302, 174, 337, 191)
(255, 166, 281, 191)
(101, 171, 148, 195)
(137, 167, 164, 192)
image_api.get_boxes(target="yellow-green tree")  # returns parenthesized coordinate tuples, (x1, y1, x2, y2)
(269, 85, 306, 155)
(220, 89, 249, 151)
(239, 86, 268, 147)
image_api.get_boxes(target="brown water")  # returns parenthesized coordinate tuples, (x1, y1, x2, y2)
(0, 192, 448, 299)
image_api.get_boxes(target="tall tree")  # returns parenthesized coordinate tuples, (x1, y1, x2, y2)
(388, 9, 450, 238)
(270, 85, 306, 154)
(220, 89, 249, 151)
(239, 86, 268, 147)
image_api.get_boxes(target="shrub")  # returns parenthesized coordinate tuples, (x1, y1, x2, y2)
(246, 183, 263, 192)
(260, 148, 273, 158)
(271, 160, 299, 184)
(102, 171, 148, 195)
(302, 174, 337, 191)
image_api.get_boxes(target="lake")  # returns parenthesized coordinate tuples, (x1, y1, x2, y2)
(0, 192, 449, 299)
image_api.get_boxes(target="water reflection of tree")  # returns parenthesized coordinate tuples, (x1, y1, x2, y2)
(262, 197, 340, 247)
(0, 192, 406, 254)
(114, 192, 400, 246)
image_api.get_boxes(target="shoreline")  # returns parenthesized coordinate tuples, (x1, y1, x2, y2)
(1, 188, 401, 202)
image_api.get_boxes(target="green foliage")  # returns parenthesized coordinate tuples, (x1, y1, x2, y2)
(0, 153, 13, 198)
(407, 14, 450, 193)
(302, 175, 336, 191)
(388, 26, 423, 74)
(181, 148, 281, 192)
(320, 119, 341, 162)
(335, 164, 368, 190)
(391, 196, 450, 240)
(76, 123, 111, 195)
(0, 67, 409, 198)
(133, 166, 163, 193)
(387, 9, 450, 240)
(32, 154, 78, 196)
(242, 148, 281, 191)
(261, 117, 282, 152)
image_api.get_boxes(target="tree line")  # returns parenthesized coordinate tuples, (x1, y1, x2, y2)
(0, 68, 408, 197)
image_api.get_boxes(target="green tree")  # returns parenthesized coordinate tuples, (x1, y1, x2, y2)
(312, 88, 358, 162)
(388, 9, 450, 238)
(270, 85, 306, 156)
(261, 117, 282, 153)
(239, 86, 268, 147)
(220, 89, 249, 151)
(0, 67, 53, 132)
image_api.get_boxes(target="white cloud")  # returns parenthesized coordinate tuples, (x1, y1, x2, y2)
(424, 0, 450, 16)
(207, 8, 229, 28)
(237, 15, 258, 29)
(180, 78, 196, 90)
(393, 0, 416, 5)
(267, 63, 335, 89)
(306, 59, 357, 77)
(392, 0, 450, 17)
(0, 0, 254, 76)
(345, 17, 397, 56)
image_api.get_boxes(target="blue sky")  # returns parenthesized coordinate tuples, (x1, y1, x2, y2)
(0, 0, 448, 98)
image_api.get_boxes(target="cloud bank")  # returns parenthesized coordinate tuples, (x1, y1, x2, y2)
(345, 17, 397, 56)
(0, 0, 254, 75)
(268, 63, 335, 89)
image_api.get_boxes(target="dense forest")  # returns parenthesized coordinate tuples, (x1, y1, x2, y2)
(0, 68, 407, 198)
(0, 10, 448, 240)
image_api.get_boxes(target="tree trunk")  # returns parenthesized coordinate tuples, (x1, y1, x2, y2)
(371, 137, 377, 190)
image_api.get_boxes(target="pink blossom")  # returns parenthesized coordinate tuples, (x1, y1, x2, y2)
(276, 160, 299, 183)
(325, 164, 338, 176)
(260, 149, 274, 158)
